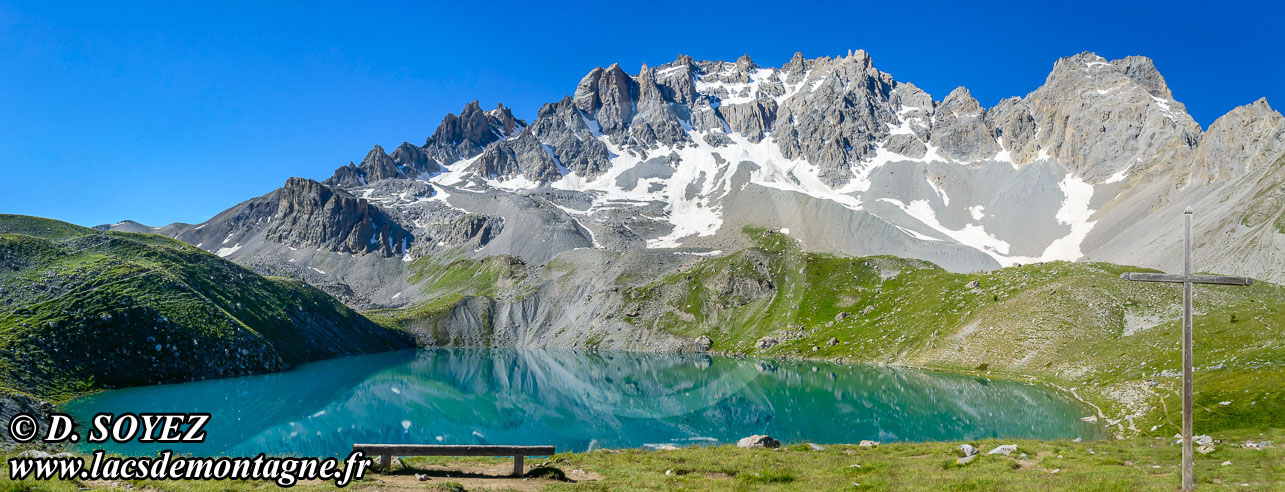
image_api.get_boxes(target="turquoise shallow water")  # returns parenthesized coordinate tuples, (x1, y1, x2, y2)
(63, 348, 1103, 457)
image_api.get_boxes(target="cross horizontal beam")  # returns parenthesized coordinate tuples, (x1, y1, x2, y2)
(1120, 272, 1254, 286)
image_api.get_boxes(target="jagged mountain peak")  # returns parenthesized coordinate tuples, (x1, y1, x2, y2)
(939, 87, 983, 115)
(325, 144, 402, 188)
(362, 144, 393, 164)
(1190, 96, 1285, 179)
(842, 48, 873, 68)
(423, 100, 527, 163)
(784, 51, 807, 73)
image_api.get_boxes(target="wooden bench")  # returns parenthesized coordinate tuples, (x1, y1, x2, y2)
(352, 444, 556, 476)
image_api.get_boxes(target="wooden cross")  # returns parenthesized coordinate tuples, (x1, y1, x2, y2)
(1121, 207, 1253, 491)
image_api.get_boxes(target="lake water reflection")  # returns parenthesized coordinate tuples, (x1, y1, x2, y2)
(64, 349, 1102, 456)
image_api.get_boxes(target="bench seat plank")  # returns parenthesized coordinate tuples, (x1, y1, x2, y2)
(352, 444, 556, 457)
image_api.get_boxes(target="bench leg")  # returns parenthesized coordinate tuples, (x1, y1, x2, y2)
(513, 454, 524, 476)
(380, 453, 392, 473)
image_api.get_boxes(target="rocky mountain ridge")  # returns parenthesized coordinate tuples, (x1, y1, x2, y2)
(106, 50, 1283, 313)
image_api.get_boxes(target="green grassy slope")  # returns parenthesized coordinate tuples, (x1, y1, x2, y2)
(620, 227, 1285, 437)
(364, 252, 528, 344)
(0, 215, 413, 401)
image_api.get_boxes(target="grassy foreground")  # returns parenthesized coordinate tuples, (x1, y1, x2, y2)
(4, 429, 1281, 490)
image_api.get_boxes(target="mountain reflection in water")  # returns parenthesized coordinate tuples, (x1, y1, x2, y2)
(64, 349, 1102, 456)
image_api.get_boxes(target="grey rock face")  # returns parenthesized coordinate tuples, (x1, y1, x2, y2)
(390, 142, 442, 178)
(929, 87, 999, 161)
(0, 392, 49, 445)
(656, 55, 697, 104)
(469, 131, 561, 184)
(1021, 52, 1203, 179)
(438, 214, 504, 248)
(629, 65, 691, 149)
(890, 82, 934, 141)
(324, 145, 406, 189)
(266, 177, 412, 256)
(424, 101, 526, 163)
(594, 63, 636, 134)
(773, 51, 898, 186)
(719, 100, 776, 143)
(987, 97, 1039, 163)
(575, 64, 637, 135)
(883, 134, 926, 158)
(324, 162, 364, 189)
(530, 97, 612, 178)
(572, 67, 604, 114)
(1189, 98, 1285, 182)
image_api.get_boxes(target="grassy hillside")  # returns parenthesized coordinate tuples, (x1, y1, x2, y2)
(0, 215, 413, 402)
(619, 227, 1285, 437)
(364, 252, 529, 344)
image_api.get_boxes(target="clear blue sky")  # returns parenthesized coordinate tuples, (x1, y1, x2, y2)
(2, 0, 1281, 227)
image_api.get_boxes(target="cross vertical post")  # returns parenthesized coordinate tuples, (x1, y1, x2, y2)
(1120, 207, 1254, 491)
(1182, 208, 1193, 491)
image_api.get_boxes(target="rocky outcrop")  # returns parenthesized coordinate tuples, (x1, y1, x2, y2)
(267, 178, 413, 256)
(772, 50, 897, 186)
(0, 391, 49, 446)
(424, 101, 525, 163)
(736, 435, 781, 449)
(438, 214, 504, 248)
(390, 142, 443, 178)
(469, 131, 561, 184)
(529, 96, 613, 178)
(1190, 98, 1285, 182)
(629, 64, 691, 149)
(325, 145, 404, 188)
(930, 87, 999, 161)
(1021, 52, 1203, 179)
(575, 63, 636, 134)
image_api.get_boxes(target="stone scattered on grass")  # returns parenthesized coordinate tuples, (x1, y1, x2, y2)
(1244, 440, 1272, 450)
(807, 443, 826, 451)
(957, 444, 978, 457)
(1222, 461, 1232, 466)
(737, 435, 781, 449)
(647, 444, 679, 451)
(859, 440, 879, 448)
(986, 445, 1018, 456)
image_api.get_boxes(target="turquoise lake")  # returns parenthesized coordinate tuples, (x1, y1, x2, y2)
(63, 349, 1103, 457)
